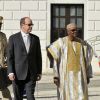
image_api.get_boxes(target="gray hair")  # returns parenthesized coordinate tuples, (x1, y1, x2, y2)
(66, 23, 76, 30)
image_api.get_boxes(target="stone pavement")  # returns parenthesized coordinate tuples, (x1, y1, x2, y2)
(0, 74, 100, 100)
(36, 74, 100, 100)
(35, 74, 100, 100)
(88, 75, 100, 100)
(34, 74, 57, 100)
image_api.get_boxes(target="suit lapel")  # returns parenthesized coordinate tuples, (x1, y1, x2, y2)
(28, 33, 34, 53)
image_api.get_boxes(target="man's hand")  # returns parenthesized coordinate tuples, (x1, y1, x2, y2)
(54, 77, 60, 87)
(8, 73, 15, 81)
(36, 74, 42, 81)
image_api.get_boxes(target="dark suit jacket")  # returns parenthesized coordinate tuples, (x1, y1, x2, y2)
(7, 32, 42, 80)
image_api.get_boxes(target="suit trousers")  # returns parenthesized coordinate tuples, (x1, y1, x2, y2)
(12, 76, 36, 100)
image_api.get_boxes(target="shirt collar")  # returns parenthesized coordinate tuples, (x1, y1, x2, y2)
(21, 30, 29, 37)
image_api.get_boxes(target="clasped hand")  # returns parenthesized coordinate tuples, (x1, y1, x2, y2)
(54, 77, 60, 87)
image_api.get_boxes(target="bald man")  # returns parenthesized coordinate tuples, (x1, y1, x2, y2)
(47, 23, 93, 100)
(7, 17, 42, 100)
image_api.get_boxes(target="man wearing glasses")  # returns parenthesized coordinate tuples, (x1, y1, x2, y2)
(47, 23, 93, 100)
(7, 17, 42, 100)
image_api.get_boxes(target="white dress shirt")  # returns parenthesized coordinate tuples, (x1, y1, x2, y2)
(21, 30, 30, 53)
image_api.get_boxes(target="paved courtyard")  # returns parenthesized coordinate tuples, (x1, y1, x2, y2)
(0, 74, 100, 100)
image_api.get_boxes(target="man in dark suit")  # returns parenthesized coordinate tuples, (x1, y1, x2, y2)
(7, 17, 42, 100)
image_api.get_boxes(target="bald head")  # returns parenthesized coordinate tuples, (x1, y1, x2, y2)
(20, 17, 32, 27)
(20, 17, 33, 33)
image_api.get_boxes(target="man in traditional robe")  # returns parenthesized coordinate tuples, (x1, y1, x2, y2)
(47, 23, 93, 100)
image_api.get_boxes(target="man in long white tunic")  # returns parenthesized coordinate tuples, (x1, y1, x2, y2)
(47, 23, 93, 100)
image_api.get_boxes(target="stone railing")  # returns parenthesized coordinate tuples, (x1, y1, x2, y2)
(86, 35, 100, 51)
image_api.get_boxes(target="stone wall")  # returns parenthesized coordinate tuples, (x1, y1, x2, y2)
(0, 0, 100, 73)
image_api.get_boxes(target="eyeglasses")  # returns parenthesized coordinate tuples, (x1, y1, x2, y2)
(70, 29, 77, 32)
(24, 23, 33, 26)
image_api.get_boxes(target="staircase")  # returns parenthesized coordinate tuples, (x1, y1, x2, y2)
(86, 35, 100, 75)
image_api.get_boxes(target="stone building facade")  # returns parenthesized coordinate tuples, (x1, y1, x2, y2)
(0, 0, 100, 74)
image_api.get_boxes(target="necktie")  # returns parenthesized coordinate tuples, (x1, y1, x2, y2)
(25, 35, 30, 53)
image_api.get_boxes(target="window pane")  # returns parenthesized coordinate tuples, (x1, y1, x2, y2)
(77, 18, 82, 28)
(59, 29, 66, 37)
(60, 18, 65, 28)
(77, 7, 82, 16)
(70, 18, 76, 24)
(53, 30, 58, 41)
(60, 7, 65, 16)
(53, 6, 59, 16)
(70, 6, 75, 16)
(53, 18, 59, 28)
